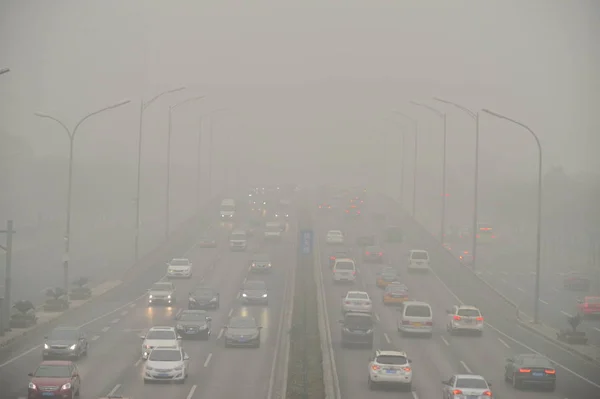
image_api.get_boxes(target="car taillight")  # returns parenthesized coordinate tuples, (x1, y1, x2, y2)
(482, 390, 492, 396)
(365, 251, 371, 255)
(491, 235, 496, 238)
(453, 315, 461, 321)
(476, 234, 480, 238)
(452, 389, 463, 395)
(345, 210, 349, 213)
(519, 368, 531, 373)
(378, 252, 383, 256)
(371, 365, 380, 371)
(352, 271, 356, 275)
(365, 301, 371, 306)
(402, 320, 410, 325)
(584, 303, 589, 308)
(424, 321, 433, 326)
(330, 256, 335, 260)
(357, 211, 361, 214)
(319, 205, 322, 208)
(545, 369, 556, 374)
(476, 316, 484, 322)
(403, 367, 411, 372)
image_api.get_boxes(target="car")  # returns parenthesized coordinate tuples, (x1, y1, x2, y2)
(223, 315, 262, 348)
(229, 229, 248, 251)
(344, 205, 361, 217)
(368, 350, 413, 391)
(264, 222, 283, 240)
(332, 258, 357, 283)
(140, 327, 181, 360)
(249, 253, 272, 273)
(396, 301, 433, 337)
(326, 230, 345, 245)
(198, 233, 217, 248)
(376, 267, 399, 288)
(43, 327, 88, 360)
(341, 291, 372, 314)
(174, 310, 212, 340)
(166, 258, 192, 279)
(318, 202, 332, 210)
(188, 287, 220, 310)
(329, 249, 351, 268)
(148, 282, 176, 306)
(382, 283, 409, 305)
(28, 360, 81, 398)
(363, 245, 384, 263)
(577, 296, 600, 318)
(504, 354, 556, 391)
(356, 235, 375, 247)
(143, 346, 189, 383)
(563, 271, 591, 291)
(339, 312, 374, 348)
(442, 374, 493, 398)
(407, 249, 430, 272)
(240, 280, 269, 305)
(384, 226, 403, 243)
(458, 251, 473, 266)
(446, 305, 484, 335)
(443, 243, 452, 251)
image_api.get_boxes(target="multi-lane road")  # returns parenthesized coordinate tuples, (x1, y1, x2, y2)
(0, 205, 294, 399)
(316, 194, 600, 399)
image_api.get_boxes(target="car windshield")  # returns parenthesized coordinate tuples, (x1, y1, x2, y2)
(34, 365, 71, 378)
(230, 318, 257, 329)
(347, 292, 369, 300)
(345, 315, 372, 328)
(456, 378, 488, 389)
(193, 289, 214, 297)
(179, 313, 205, 321)
(148, 349, 181, 362)
(386, 285, 407, 293)
(335, 262, 354, 271)
(151, 283, 171, 291)
(48, 329, 79, 340)
(586, 297, 600, 304)
(376, 355, 407, 365)
(244, 281, 266, 290)
(266, 225, 280, 232)
(411, 252, 428, 260)
(405, 305, 431, 317)
(329, 231, 342, 236)
(520, 357, 553, 368)
(170, 259, 189, 266)
(457, 309, 481, 317)
(146, 330, 176, 340)
(366, 247, 381, 252)
(252, 255, 270, 262)
(381, 269, 396, 277)
(221, 205, 235, 212)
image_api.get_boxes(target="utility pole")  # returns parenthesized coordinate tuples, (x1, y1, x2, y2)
(0, 220, 15, 335)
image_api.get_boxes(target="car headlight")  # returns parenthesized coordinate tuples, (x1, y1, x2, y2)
(28, 382, 36, 389)
(167, 295, 172, 299)
(61, 383, 71, 390)
(242, 293, 248, 297)
(69, 344, 77, 350)
(144, 344, 151, 349)
(145, 366, 153, 371)
(262, 294, 268, 298)
(267, 263, 272, 267)
(174, 365, 184, 371)
(149, 294, 153, 299)
(365, 329, 373, 334)
(251, 263, 256, 267)
(176, 324, 183, 330)
(44, 343, 49, 349)
(209, 297, 217, 302)
(189, 297, 196, 302)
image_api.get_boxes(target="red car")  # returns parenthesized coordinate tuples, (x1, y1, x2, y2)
(28, 360, 81, 399)
(577, 296, 600, 318)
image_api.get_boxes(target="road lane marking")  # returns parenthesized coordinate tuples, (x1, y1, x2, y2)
(375, 313, 380, 321)
(500, 271, 508, 276)
(517, 287, 525, 293)
(90, 335, 100, 341)
(539, 299, 549, 305)
(101, 326, 110, 332)
(228, 308, 234, 317)
(111, 318, 120, 324)
(498, 338, 510, 348)
(203, 353, 212, 367)
(560, 311, 573, 318)
(551, 287, 560, 293)
(121, 310, 128, 316)
(129, 303, 136, 308)
(236, 292, 241, 299)
(593, 327, 600, 333)
(217, 328, 224, 339)
(441, 336, 450, 346)
(501, 278, 508, 284)
(411, 391, 419, 399)
(186, 384, 197, 399)
(107, 384, 121, 396)
(460, 361, 472, 373)
(384, 333, 391, 344)
(134, 358, 142, 367)
(243, 277, 247, 283)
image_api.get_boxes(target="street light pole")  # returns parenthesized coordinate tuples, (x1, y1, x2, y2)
(393, 112, 419, 217)
(197, 108, 228, 212)
(481, 109, 543, 324)
(433, 98, 480, 270)
(135, 87, 185, 261)
(34, 99, 131, 295)
(196, 116, 203, 215)
(411, 102, 448, 242)
(166, 96, 205, 238)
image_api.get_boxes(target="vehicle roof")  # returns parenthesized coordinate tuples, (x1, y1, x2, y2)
(251, 253, 270, 259)
(231, 229, 246, 234)
(402, 300, 431, 306)
(148, 326, 176, 331)
(150, 345, 179, 350)
(171, 258, 189, 262)
(52, 326, 79, 331)
(346, 291, 368, 296)
(180, 309, 207, 314)
(584, 296, 600, 300)
(230, 315, 256, 321)
(328, 230, 343, 233)
(375, 350, 407, 357)
(454, 374, 486, 380)
(344, 312, 372, 318)
(39, 360, 73, 366)
(381, 267, 397, 273)
(335, 258, 354, 263)
(410, 249, 428, 253)
(244, 280, 266, 287)
(457, 305, 480, 310)
(365, 245, 382, 249)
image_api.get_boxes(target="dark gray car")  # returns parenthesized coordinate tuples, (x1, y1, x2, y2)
(339, 312, 374, 348)
(224, 316, 262, 348)
(249, 253, 272, 273)
(174, 310, 212, 340)
(240, 280, 269, 305)
(43, 327, 88, 360)
(188, 287, 220, 310)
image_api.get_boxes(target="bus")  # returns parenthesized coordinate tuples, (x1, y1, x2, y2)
(476, 223, 496, 244)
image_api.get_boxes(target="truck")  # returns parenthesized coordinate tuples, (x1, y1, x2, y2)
(220, 199, 236, 220)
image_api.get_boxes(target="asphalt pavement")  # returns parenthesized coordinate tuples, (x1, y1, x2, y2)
(315, 195, 600, 399)
(0, 208, 295, 399)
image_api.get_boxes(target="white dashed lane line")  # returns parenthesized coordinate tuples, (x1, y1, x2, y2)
(217, 328, 225, 339)
(497, 338, 511, 348)
(101, 326, 110, 332)
(228, 308, 234, 317)
(204, 353, 213, 367)
(441, 336, 450, 346)
(383, 333, 391, 344)
(186, 385, 198, 399)
(90, 335, 100, 341)
(560, 311, 573, 318)
(134, 358, 142, 367)
(538, 299, 549, 305)
(374, 313, 380, 322)
(460, 361, 472, 373)
(110, 318, 120, 324)
(517, 287, 525, 293)
(107, 384, 121, 397)
(121, 310, 128, 316)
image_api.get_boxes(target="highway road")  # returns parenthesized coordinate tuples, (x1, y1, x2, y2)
(0, 204, 294, 399)
(316, 194, 600, 399)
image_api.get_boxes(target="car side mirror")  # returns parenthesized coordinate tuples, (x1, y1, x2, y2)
(177, 336, 182, 340)
(140, 335, 146, 340)
(28, 372, 33, 377)
(487, 382, 492, 387)
(206, 317, 212, 321)
(505, 357, 513, 363)
(183, 353, 190, 360)
(408, 359, 412, 363)
(576, 299, 583, 304)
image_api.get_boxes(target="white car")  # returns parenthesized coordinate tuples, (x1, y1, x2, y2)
(368, 350, 413, 391)
(326, 230, 345, 245)
(140, 326, 181, 360)
(143, 346, 189, 383)
(332, 258, 357, 283)
(342, 291, 373, 314)
(442, 374, 494, 398)
(397, 301, 433, 337)
(264, 222, 283, 239)
(446, 305, 484, 335)
(408, 249, 430, 272)
(167, 258, 192, 279)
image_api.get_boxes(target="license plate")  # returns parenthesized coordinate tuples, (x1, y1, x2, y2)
(465, 319, 473, 324)
(42, 393, 55, 397)
(158, 373, 169, 377)
(467, 396, 478, 399)
(532, 372, 544, 377)
(412, 322, 422, 327)
(385, 369, 396, 374)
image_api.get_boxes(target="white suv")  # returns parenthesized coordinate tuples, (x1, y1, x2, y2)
(332, 258, 356, 283)
(446, 305, 484, 335)
(140, 326, 181, 360)
(167, 258, 192, 279)
(368, 350, 413, 391)
(143, 346, 189, 383)
(326, 230, 345, 245)
(342, 291, 372, 314)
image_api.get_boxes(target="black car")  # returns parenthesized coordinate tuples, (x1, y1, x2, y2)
(329, 249, 351, 268)
(174, 310, 212, 340)
(43, 327, 88, 360)
(339, 312, 374, 348)
(363, 245, 384, 263)
(198, 233, 217, 248)
(504, 354, 556, 391)
(188, 287, 220, 310)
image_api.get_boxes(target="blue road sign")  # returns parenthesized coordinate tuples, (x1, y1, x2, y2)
(300, 230, 313, 255)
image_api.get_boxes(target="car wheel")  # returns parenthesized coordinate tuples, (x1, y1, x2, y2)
(368, 378, 375, 390)
(547, 382, 556, 392)
(75, 385, 80, 397)
(512, 373, 520, 389)
(404, 383, 412, 392)
(478, 331, 484, 337)
(504, 371, 510, 382)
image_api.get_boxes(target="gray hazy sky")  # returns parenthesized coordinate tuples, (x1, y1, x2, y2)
(1, 0, 598, 178)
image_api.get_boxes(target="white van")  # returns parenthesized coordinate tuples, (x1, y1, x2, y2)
(229, 229, 247, 251)
(220, 199, 236, 219)
(408, 249, 430, 272)
(332, 258, 357, 283)
(396, 301, 433, 337)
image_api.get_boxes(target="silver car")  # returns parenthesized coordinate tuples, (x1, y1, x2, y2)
(342, 291, 372, 314)
(224, 315, 262, 347)
(442, 374, 494, 398)
(240, 280, 269, 305)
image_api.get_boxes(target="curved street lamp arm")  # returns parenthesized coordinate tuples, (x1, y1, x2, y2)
(72, 99, 131, 137)
(433, 97, 476, 119)
(34, 113, 72, 139)
(392, 110, 417, 126)
(171, 95, 205, 111)
(410, 101, 445, 118)
(481, 109, 541, 152)
(143, 86, 186, 111)
(0, 68, 10, 75)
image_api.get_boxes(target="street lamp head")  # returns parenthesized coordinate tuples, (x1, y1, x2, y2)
(113, 99, 131, 107)
(34, 112, 51, 118)
(0, 68, 10, 75)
